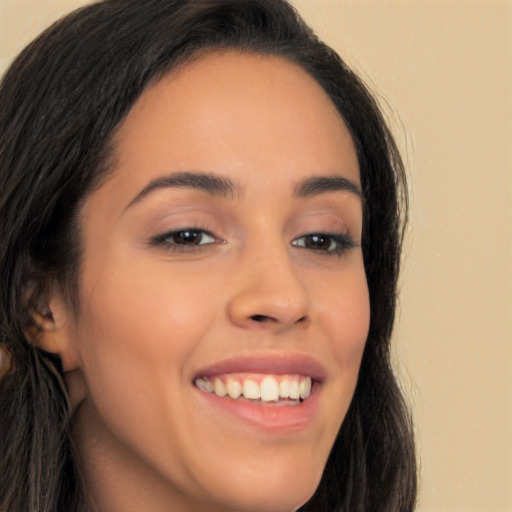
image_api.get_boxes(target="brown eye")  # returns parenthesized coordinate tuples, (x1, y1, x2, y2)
(302, 234, 333, 250)
(171, 230, 207, 245)
(150, 228, 217, 250)
(291, 232, 355, 256)
(292, 233, 336, 251)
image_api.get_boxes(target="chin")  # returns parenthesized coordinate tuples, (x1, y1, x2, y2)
(196, 459, 324, 512)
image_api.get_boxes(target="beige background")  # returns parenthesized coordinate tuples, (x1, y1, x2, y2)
(1, 1, 511, 511)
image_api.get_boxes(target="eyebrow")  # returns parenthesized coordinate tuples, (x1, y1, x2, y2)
(124, 171, 362, 211)
(293, 175, 362, 199)
(125, 171, 236, 210)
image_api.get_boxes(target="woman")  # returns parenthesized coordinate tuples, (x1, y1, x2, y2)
(0, 0, 416, 510)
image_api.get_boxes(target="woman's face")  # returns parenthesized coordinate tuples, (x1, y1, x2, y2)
(60, 51, 370, 512)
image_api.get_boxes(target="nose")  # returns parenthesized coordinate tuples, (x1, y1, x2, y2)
(226, 245, 310, 332)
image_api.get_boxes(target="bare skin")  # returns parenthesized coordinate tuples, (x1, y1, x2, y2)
(42, 51, 370, 512)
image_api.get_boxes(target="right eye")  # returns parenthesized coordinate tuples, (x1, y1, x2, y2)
(291, 232, 356, 257)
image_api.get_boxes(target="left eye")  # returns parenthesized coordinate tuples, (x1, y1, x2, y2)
(168, 229, 215, 245)
(151, 229, 216, 248)
(291, 233, 353, 254)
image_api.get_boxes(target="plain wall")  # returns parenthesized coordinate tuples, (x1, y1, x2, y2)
(1, 1, 511, 511)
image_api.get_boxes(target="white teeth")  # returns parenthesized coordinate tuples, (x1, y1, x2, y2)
(300, 377, 312, 399)
(214, 378, 227, 397)
(195, 375, 313, 403)
(305, 376, 312, 397)
(279, 378, 291, 399)
(260, 376, 280, 402)
(242, 379, 260, 400)
(227, 378, 242, 399)
(289, 378, 300, 400)
(195, 377, 213, 393)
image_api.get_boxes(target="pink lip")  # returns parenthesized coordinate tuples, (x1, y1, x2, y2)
(195, 382, 321, 433)
(192, 353, 326, 433)
(193, 353, 327, 382)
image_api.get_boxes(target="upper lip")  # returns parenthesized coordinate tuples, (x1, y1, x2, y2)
(193, 353, 327, 383)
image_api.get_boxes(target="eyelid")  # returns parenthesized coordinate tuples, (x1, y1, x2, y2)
(291, 232, 356, 256)
(148, 226, 223, 250)
(147, 222, 357, 258)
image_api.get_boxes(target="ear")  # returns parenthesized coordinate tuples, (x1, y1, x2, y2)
(25, 295, 80, 372)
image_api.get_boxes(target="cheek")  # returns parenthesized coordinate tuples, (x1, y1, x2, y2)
(313, 258, 369, 432)
(74, 258, 219, 417)
(317, 262, 369, 435)
(71, 260, 223, 477)
(320, 260, 370, 361)
(79, 256, 217, 356)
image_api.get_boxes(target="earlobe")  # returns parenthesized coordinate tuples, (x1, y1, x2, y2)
(25, 297, 80, 372)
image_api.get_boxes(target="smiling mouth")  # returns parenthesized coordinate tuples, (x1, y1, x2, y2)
(194, 374, 313, 404)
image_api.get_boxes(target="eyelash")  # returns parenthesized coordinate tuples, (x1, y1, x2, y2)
(291, 232, 356, 256)
(149, 227, 220, 253)
(149, 228, 356, 256)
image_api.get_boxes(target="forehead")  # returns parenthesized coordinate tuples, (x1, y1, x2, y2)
(109, 50, 359, 192)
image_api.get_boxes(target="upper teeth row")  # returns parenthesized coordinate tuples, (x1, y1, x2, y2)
(195, 375, 312, 402)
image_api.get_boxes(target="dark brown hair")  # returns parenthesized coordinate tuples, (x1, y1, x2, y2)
(0, 1, 416, 510)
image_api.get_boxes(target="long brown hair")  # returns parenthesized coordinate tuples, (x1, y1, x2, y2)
(0, 1, 416, 510)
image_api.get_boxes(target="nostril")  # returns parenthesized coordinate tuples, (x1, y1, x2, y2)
(250, 314, 270, 323)
(249, 314, 308, 324)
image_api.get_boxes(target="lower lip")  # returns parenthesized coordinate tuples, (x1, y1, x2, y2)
(194, 383, 321, 433)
